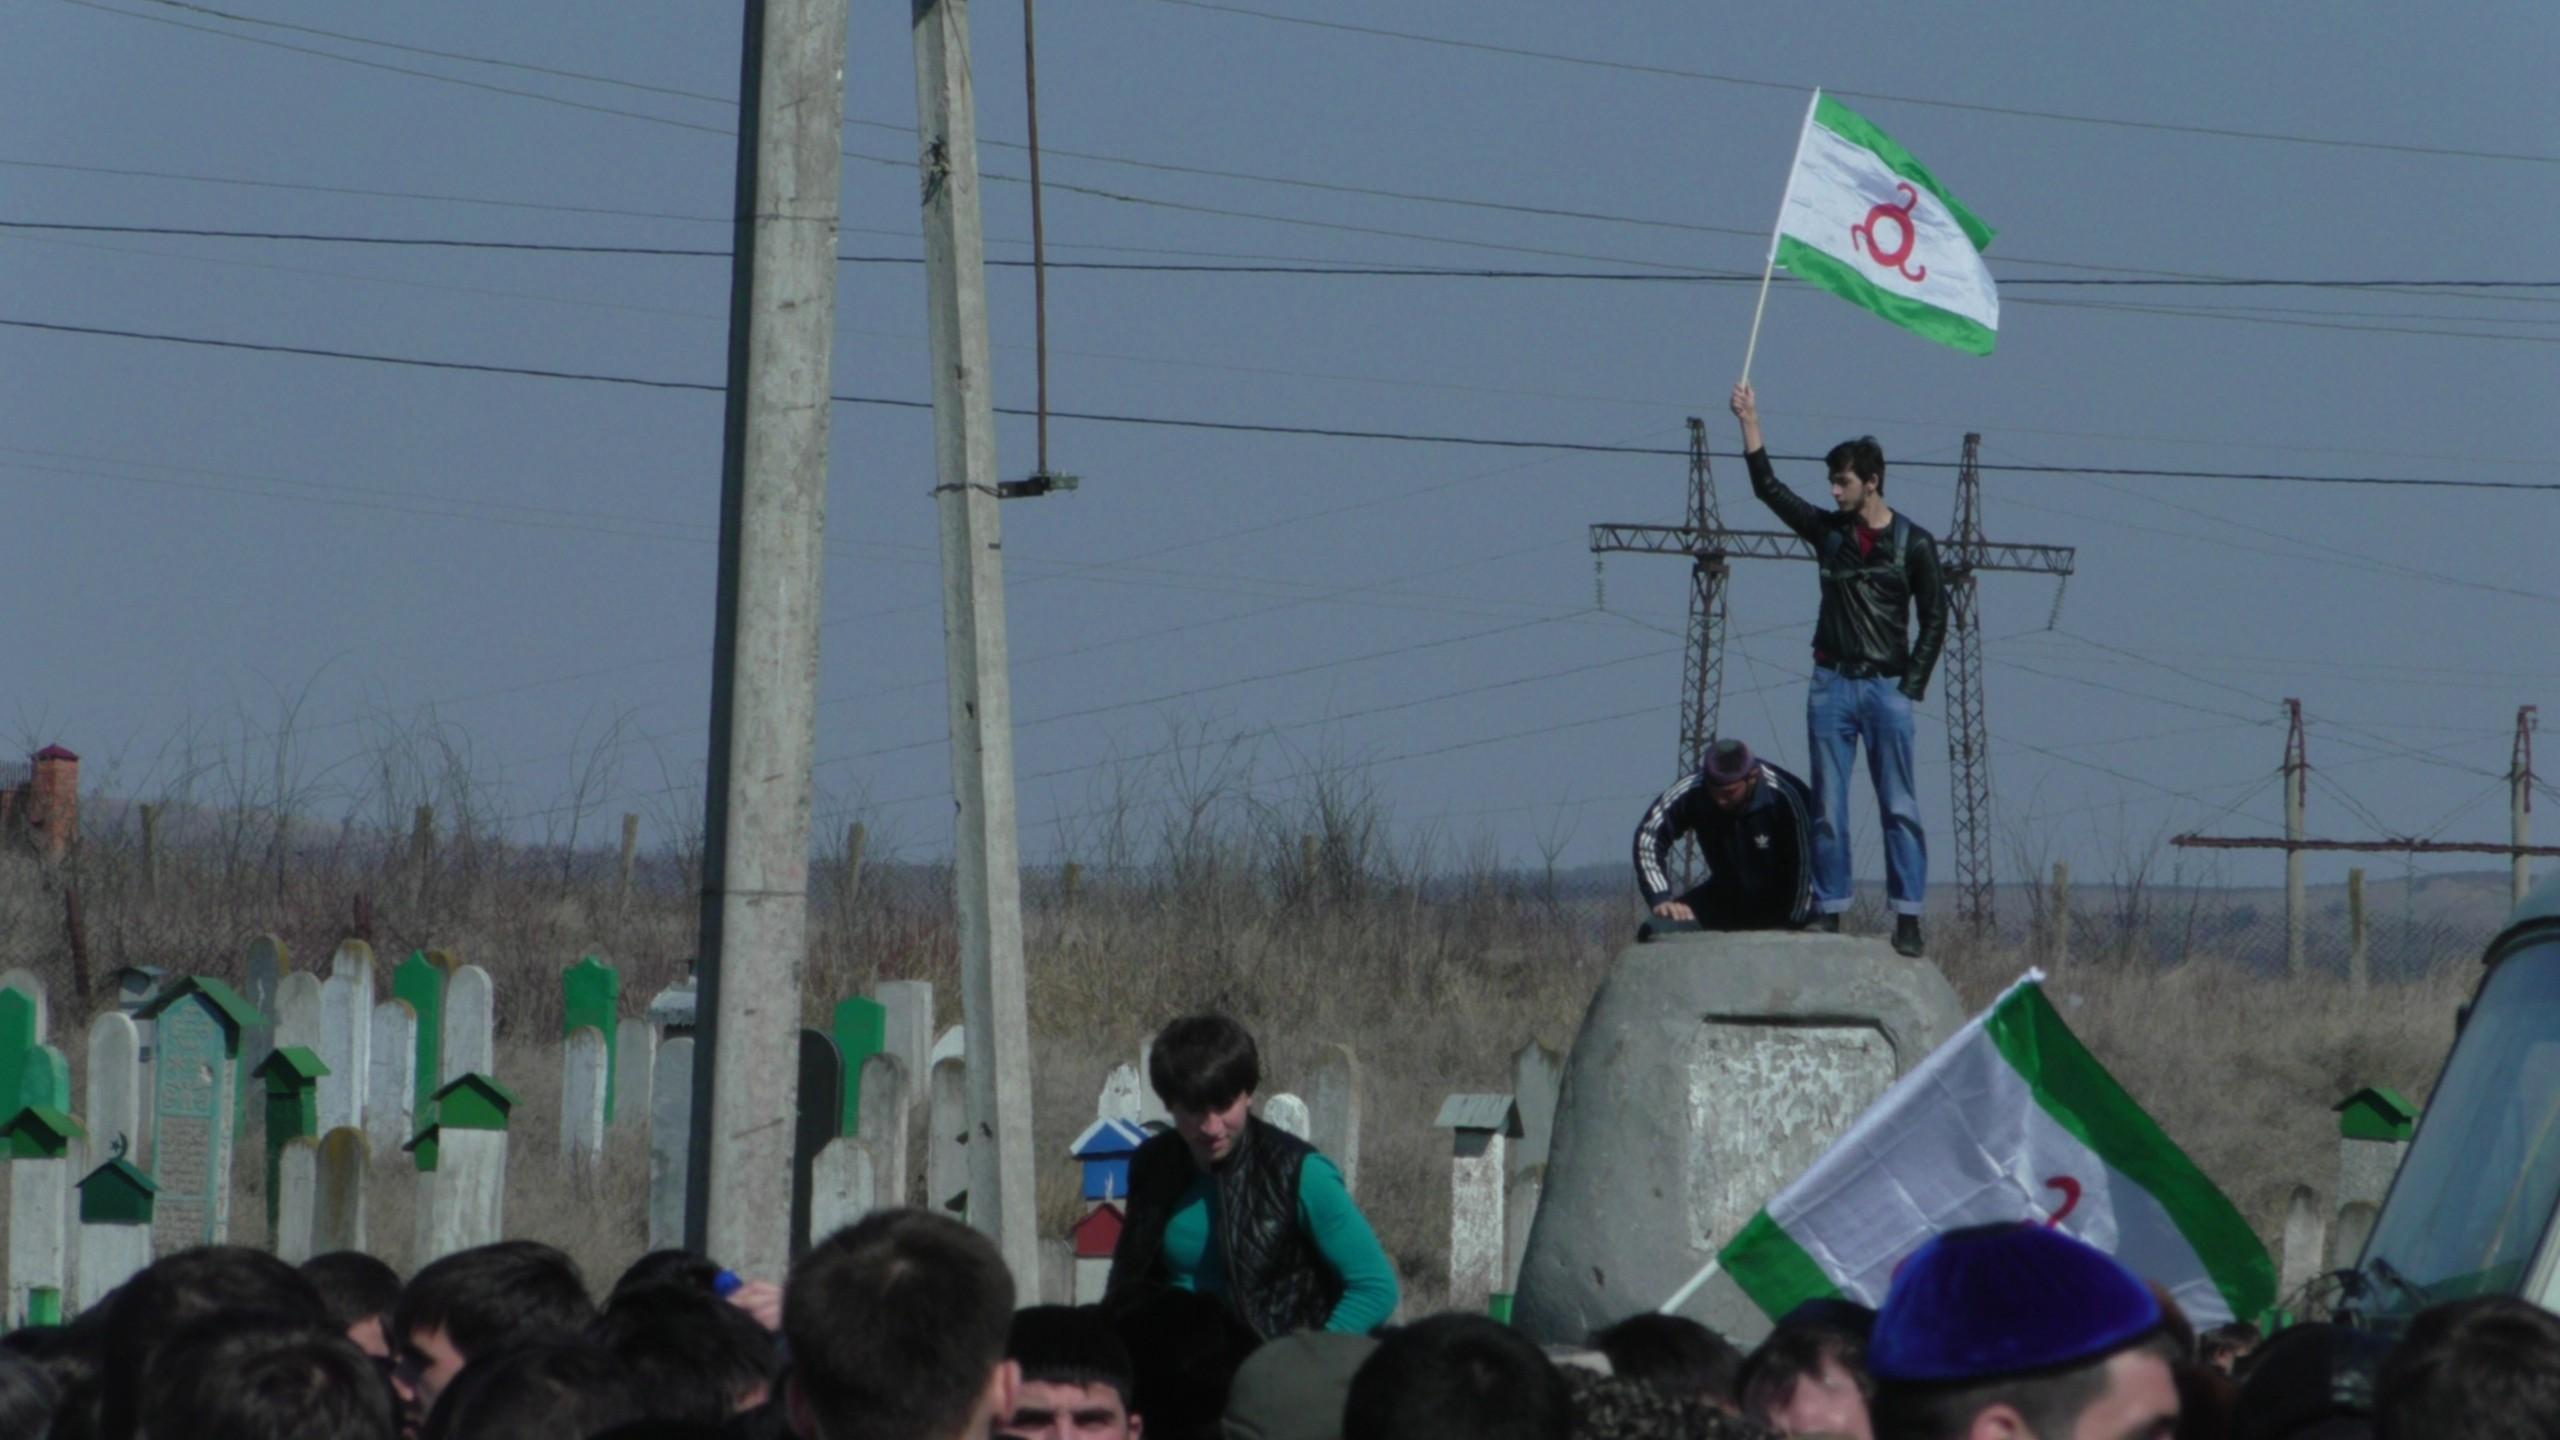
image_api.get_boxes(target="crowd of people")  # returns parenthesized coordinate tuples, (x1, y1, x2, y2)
(2, 1012, 2553, 1438)
(0, 1207, 2555, 1439)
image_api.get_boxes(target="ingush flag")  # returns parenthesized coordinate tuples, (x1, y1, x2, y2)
(1716, 972, 2274, 1326)
(1770, 92, 2000, 355)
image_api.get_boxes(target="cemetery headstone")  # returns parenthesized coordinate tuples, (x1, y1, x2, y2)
(1513, 933, 1964, 1347)
(392, 951, 451, 1136)
(316, 1127, 367, 1254)
(442, 966, 496, 1083)
(2330, 1201, 2379, 1273)
(240, 936, 288, 1111)
(831, 996, 887, 1138)
(274, 1135, 320, 1263)
(2334, 1087, 2417, 1211)
(560, 1027, 609, 1168)
(809, 1136, 875, 1244)
(273, 972, 323, 1053)
(0, 983, 44, 1130)
(316, 942, 375, 1136)
(1096, 1063, 1141, 1124)
(366, 1001, 418, 1159)
(85, 1012, 142, 1166)
(2278, 1184, 2327, 1306)
(254, 1046, 327, 1237)
(648, 1037, 696, 1250)
(4, 1105, 82, 1326)
(0, 969, 50, 1046)
(613, 1017, 657, 1138)
(409, 1074, 514, 1262)
(930, 1024, 965, 1067)
(561, 957, 621, 1121)
(645, 974, 698, 1038)
(793, 1030, 845, 1257)
(928, 1055, 969, 1221)
(76, 1140, 157, 1310)
(1306, 1043, 1361, 1194)
(856, 1053, 909, 1210)
(138, 978, 259, 1252)
(1261, 1093, 1310, 1140)
(1436, 1094, 1520, 1317)
(876, 981, 933, 1100)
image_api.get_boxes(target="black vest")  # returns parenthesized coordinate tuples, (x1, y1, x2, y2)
(1103, 1116, 1344, 1340)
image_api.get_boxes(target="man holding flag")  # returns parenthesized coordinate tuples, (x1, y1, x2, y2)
(1731, 379, 1945, 957)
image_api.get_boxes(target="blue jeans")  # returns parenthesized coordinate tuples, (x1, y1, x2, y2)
(1806, 668, 1926, 916)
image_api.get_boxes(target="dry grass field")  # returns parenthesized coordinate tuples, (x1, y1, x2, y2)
(0, 770, 2491, 1309)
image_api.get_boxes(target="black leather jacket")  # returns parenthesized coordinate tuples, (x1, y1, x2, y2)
(1102, 1117, 1343, 1340)
(1748, 449, 1949, 697)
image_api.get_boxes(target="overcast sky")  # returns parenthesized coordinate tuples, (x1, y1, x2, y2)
(8, 0, 2556, 895)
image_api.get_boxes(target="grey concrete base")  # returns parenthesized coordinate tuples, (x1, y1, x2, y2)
(1511, 931, 1963, 1347)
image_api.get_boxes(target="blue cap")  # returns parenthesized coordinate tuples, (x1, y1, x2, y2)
(1869, 1224, 2163, 1384)
(712, 1268, 743, 1298)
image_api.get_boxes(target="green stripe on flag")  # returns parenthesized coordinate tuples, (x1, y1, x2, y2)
(1775, 237, 1996, 356)
(1720, 1209, 1841, 1320)
(1813, 96, 1997, 252)
(1986, 986, 2276, 1323)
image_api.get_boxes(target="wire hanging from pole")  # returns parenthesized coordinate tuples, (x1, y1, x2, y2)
(997, 0, 1078, 501)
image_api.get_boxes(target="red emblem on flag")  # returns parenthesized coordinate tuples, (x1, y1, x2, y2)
(1852, 183, 1929, 283)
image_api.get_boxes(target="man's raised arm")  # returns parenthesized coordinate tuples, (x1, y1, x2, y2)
(1730, 382, 1824, 542)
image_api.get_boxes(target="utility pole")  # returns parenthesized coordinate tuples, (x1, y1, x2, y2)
(2515, 705, 2538, 906)
(688, 0, 850, 1282)
(1591, 428, 2072, 928)
(912, 0, 1039, 1284)
(2174, 702, 2560, 975)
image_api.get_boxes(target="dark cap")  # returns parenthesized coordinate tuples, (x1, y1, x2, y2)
(1870, 1224, 2162, 1384)
(1703, 739, 1755, 785)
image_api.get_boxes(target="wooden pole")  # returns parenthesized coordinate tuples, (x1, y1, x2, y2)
(2348, 867, 2368, 993)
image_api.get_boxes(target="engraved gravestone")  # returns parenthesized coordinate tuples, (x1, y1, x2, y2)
(140, 980, 257, 1253)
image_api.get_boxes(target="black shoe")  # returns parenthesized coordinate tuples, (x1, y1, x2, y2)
(1809, 912, 1842, 934)
(1893, 914, 1925, 957)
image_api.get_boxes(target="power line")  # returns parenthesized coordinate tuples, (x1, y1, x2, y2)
(1143, 0, 2560, 169)
(11, 313, 2556, 492)
(13, 220, 2558, 294)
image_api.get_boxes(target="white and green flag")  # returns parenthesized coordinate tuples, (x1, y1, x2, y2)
(1767, 92, 2000, 356)
(1717, 972, 2274, 1327)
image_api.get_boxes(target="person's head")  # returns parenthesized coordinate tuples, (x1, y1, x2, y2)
(1557, 1365, 1773, 1440)
(392, 1239, 596, 1414)
(302, 1250, 405, 1360)
(100, 1245, 331, 1440)
(1110, 1283, 1257, 1440)
(610, 1248, 727, 1304)
(1827, 436, 1886, 511)
(590, 1281, 781, 1423)
(419, 1337, 645, 1440)
(1343, 1313, 1572, 1440)
(2228, 1322, 2381, 1440)
(784, 1208, 1018, 1440)
(0, 1349, 58, 1440)
(1221, 1331, 1378, 1440)
(1002, 1306, 1141, 1440)
(137, 1310, 396, 1440)
(1700, 740, 1761, 815)
(1149, 1014, 1261, 1169)
(1867, 1225, 2178, 1440)
(2200, 1325, 2261, 1378)
(1740, 1321, 1874, 1438)
(1590, 1313, 1743, 1409)
(2375, 1296, 2560, 1440)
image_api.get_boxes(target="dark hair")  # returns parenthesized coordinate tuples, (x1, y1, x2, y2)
(1738, 1321, 1873, 1422)
(1108, 1283, 1255, 1438)
(2376, 1296, 2560, 1440)
(1008, 1305, 1136, 1406)
(785, 1209, 1015, 1440)
(100, 1245, 330, 1440)
(1871, 1332, 2177, 1440)
(1589, 1312, 1743, 1406)
(1825, 435, 1886, 491)
(610, 1249, 726, 1305)
(589, 1282, 780, 1424)
(1148, 1013, 1260, 1112)
(0, 1349, 57, 1440)
(393, 1240, 595, 1360)
(137, 1310, 395, 1440)
(1343, 1313, 1571, 1440)
(302, 1250, 404, 1334)
(420, 1337, 645, 1440)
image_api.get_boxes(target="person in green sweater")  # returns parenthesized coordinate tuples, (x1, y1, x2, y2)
(1101, 1013, 1399, 1339)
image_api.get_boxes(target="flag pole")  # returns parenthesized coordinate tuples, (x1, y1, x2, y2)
(1658, 1254, 1723, 1316)
(1739, 87, 1822, 387)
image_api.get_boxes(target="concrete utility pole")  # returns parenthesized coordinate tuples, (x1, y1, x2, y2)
(912, 0, 1039, 1284)
(2284, 699, 2308, 978)
(688, 0, 851, 1282)
(2515, 705, 2538, 906)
